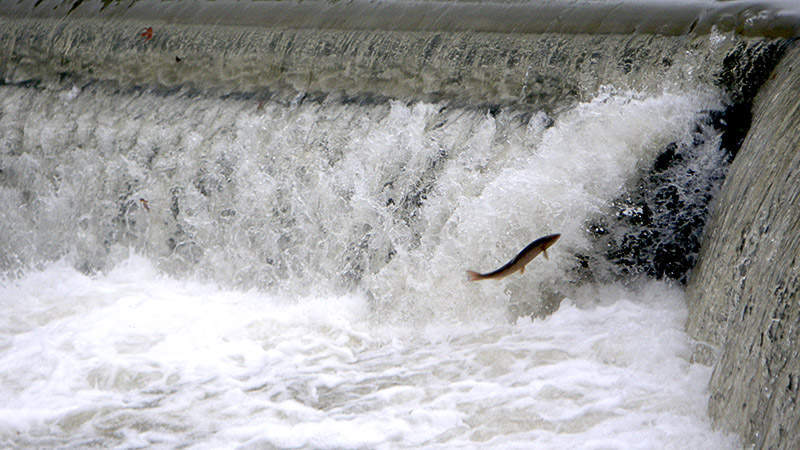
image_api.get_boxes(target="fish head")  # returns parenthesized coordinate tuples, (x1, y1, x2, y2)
(542, 233, 561, 250)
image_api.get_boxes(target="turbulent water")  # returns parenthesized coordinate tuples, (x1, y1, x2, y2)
(1, 257, 737, 448)
(0, 4, 765, 446)
(0, 80, 739, 447)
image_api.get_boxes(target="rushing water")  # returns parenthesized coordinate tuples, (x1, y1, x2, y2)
(0, 2, 766, 445)
(0, 79, 740, 447)
(1, 256, 737, 448)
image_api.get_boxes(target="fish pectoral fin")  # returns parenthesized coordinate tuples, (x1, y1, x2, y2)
(520, 266, 525, 274)
(543, 249, 549, 260)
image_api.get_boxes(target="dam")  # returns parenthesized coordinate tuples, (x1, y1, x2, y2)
(0, 0, 797, 447)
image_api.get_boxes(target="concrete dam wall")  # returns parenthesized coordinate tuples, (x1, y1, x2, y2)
(687, 41, 800, 449)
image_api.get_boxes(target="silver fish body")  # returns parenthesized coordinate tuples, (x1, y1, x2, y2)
(466, 233, 560, 281)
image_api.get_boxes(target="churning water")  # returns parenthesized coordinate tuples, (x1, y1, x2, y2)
(1, 256, 736, 448)
(0, 80, 739, 447)
(0, 4, 760, 444)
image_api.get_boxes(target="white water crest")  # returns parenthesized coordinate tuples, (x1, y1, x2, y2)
(0, 256, 738, 448)
(364, 88, 718, 324)
(0, 78, 738, 447)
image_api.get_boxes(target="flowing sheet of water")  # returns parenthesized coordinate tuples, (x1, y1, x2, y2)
(0, 79, 739, 447)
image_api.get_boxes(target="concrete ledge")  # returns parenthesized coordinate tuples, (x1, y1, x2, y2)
(1, 0, 799, 37)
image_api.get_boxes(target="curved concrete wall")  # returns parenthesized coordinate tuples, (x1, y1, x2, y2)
(687, 41, 800, 449)
(2, 0, 799, 37)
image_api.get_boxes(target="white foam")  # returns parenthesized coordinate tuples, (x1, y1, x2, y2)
(366, 88, 719, 324)
(0, 257, 738, 448)
(1, 66, 733, 448)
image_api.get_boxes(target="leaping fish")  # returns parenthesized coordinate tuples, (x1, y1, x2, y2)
(466, 233, 560, 281)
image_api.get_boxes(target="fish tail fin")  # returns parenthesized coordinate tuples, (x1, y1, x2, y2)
(466, 270, 483, 281)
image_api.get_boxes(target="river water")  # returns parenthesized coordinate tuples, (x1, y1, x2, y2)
(0, 2, 767, 447)
(1, 256, 736, 448)
(0, 81, 739, 447)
